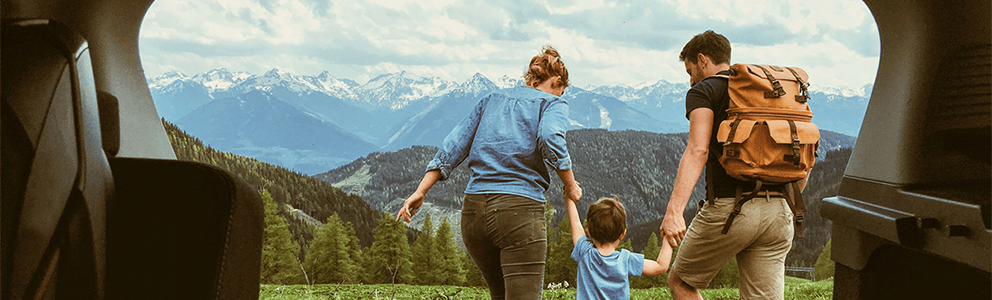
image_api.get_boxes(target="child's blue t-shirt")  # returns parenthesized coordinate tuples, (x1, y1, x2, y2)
(571, 236, 645, 300)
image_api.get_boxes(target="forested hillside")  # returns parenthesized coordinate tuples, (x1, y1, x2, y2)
(163, 120, 415, 252)
(317, 128, 854, 268)
(318, 130, 707, 228)
(624, 147, 852, 268)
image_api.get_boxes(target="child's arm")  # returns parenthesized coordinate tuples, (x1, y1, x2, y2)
(641, 234, 674, 276)
(565, 196, 585, 245)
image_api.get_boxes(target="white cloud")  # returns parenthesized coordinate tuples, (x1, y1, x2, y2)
(139, 0, 879, 89)
(734, 39, 878, 89)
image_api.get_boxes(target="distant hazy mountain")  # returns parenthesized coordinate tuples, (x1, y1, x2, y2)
(587, 81, 871, 136)
(148, 71, 214, 121)
(148, 68, 870, 174)
(589, 79, 690, 131)
(562, 87, 684, 133)
(380, 74, 684, 150)
(379, 73, 501, 150)
(176, 89, 380, 175)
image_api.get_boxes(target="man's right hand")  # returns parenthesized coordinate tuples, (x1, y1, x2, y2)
(660, 208, 686, 247)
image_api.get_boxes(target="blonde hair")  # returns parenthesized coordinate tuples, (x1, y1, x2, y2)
(524, 45, 569, 89)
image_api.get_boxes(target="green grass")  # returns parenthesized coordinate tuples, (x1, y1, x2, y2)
(259, 277, 833, 299)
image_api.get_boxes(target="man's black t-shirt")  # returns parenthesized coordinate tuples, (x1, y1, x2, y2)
(684, 70, 773, 198)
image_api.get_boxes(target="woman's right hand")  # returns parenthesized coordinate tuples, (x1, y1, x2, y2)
(396, 192, 425, 223)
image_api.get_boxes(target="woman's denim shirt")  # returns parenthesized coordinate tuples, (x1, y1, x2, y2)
(426, 86, 572, 203)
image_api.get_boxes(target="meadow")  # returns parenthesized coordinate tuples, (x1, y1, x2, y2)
(259, 277, 833, 300)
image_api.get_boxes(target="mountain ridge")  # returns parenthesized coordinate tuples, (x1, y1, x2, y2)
(150, 68, 870, 174)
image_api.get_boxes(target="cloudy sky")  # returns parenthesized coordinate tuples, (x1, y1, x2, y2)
(139, 0, 879, 90)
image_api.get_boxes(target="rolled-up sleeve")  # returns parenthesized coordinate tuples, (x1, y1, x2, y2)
(538, 97, 572, 170)
(426, 96, 487, 180)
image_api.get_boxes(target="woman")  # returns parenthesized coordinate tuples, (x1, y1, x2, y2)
(395, 45, 582, 299)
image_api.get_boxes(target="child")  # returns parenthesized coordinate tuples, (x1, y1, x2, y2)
(567, 196, 673, 299)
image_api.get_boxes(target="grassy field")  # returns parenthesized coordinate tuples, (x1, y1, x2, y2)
(260, 277, 833, 299)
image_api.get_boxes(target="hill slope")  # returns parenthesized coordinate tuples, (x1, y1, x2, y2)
(164, 120, 413, 250)
(316, 128, 855, 266)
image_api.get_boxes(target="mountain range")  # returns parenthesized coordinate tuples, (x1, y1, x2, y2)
(149, 68, 870, 174)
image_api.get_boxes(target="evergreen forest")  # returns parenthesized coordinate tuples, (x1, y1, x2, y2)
(166, 120, 846, 287)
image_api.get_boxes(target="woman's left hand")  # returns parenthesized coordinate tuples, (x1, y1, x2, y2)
(563, 181, 582, 204)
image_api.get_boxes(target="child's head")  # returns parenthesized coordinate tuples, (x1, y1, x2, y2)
(586, 196, 627, 245)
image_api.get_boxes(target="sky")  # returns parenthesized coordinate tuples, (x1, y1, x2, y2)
(139, 0, 880, 90)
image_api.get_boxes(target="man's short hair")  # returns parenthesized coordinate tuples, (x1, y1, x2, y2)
(586, 196, 627, 244)
(679, 30, 731, 65)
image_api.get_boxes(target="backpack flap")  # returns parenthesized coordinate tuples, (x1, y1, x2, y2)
(766, 119, 819, 170)
(766, 120, 819, 145)
(718, 119, 818, 183)
(716, 119, 757, 145)
(729, 64, 812, 109)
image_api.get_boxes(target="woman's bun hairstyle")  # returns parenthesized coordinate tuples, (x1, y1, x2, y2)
(524, 45, 569, 89)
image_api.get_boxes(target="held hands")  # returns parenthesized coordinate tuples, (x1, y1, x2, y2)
(395, 191, 425, 223)
(660, 209, 686, 247)
(563, 181, 582, 204)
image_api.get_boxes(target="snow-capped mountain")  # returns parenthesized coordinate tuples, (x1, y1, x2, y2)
(587, 80, 871, 135)
(353, 71, 457, 110)
(591, 79, 687, 102)
(495, 75, 525, 89)
(190, 68, 251, 92)
(379, 79, 684, 151)
(809, 84, 873, 99)
(149, 68, 870, 174)
(148, 71, 213, 121)
(314, 71, 360, 101)
(147, 70, 188, 90)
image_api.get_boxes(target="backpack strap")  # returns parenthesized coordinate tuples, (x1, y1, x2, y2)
(784, 67, 810, 103)
(699, 170, 714, 216)
(706, 168, 715, 203)
(721, 180, 763, 234)
(781, 181, 807, 239)
(787, 120, 802, 167)
(723, 115, 741, 147)
(755, 65, 787, 98)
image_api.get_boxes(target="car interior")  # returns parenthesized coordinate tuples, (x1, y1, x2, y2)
(1, 0, 989, 299)
(820, 0, 991, 299)
(2, 1, 264, 299)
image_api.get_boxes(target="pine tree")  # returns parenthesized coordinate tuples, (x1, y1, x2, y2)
(631, 233, 664, 288)
(461, 253, 485, 287)
(259, 189, 306, 284)
(410, 213, 436, 285)
(343, 221, 364, 283)
(304, 213, 356, 284)
(545, 214, 576, 287)
(368, 212, 413, 284)
(435, 218, 465, 286)
(618, 238, 633, 251)
(815, 239, 834, 281)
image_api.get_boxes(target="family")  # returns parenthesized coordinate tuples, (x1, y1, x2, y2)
(394, 30, 807, 300)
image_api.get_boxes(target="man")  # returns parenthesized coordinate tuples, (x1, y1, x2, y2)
(660, 30, 802, 300)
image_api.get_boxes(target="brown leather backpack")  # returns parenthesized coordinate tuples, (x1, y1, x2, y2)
(712, 64, 820, 238)
(718, 64, 820, 182)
